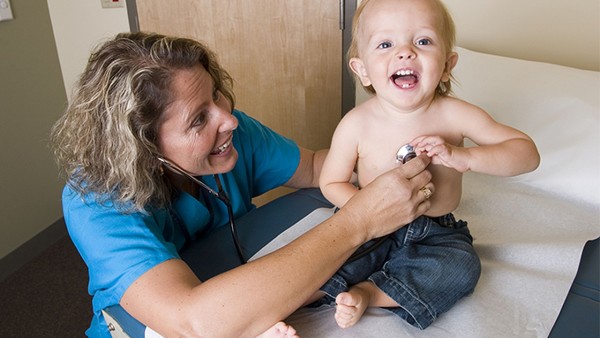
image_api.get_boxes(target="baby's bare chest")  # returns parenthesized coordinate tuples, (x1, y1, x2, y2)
(355, 128, 460, 186)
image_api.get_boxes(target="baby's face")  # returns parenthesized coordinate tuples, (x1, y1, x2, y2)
(351, 0, 455, 110)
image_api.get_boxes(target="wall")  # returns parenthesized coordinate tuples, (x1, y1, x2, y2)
(47, 0, 130, 100)
(0, 0, 129, 275)
(443, 0, 599, 71)
(0, 0, 66, 264)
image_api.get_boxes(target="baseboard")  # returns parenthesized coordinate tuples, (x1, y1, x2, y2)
(0, 218, 67, 282)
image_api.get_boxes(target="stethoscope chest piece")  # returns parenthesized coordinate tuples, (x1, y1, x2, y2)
(396, 144, 417, 164)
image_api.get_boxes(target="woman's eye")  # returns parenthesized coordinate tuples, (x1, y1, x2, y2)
(416, 38, 432, 46)
(192, 113, 207, 128)
(377, 41, 392, 49)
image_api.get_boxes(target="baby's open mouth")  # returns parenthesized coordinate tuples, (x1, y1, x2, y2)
(210, 138, 232, 155)
(391, 69, 419, 89)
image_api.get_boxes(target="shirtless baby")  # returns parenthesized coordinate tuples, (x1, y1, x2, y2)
(317, 0, 540, 330)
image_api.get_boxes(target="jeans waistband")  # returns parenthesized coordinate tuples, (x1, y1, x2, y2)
(428, 213, 456, 228)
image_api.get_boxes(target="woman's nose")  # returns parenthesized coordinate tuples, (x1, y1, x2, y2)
(217, 108, 238, 133)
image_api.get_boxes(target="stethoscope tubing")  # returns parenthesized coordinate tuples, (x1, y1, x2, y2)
(157, 156, 246, 263)
(157, 142, 414, 265)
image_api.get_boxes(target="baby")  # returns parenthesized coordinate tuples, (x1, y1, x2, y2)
(317, 0, 540, 330)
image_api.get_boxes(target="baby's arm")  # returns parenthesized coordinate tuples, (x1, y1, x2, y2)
(320, 115, 361, 208)
(412, 102, 540, 177)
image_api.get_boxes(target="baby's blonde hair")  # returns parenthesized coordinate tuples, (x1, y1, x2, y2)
(348, 0, 456, 96)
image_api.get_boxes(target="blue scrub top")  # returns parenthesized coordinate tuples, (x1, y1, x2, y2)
(62, 110, 300, 337)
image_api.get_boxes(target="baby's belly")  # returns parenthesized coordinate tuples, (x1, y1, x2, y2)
(424, 169, 462, 217)
(356, 161, 463, 217)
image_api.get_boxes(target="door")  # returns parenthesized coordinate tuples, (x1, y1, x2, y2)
(135, 0, 343, 203)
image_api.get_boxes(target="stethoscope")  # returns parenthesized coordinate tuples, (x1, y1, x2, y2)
(156, 144, 417, 265)
(157, 156, 247, 263)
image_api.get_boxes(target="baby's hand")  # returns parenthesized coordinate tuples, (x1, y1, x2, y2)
(411, 136, 469, 172)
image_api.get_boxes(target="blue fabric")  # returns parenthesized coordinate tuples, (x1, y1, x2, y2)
(62, 110, 300, 337)
(318, 214, 481, 330)
(549, 237, 600, 338)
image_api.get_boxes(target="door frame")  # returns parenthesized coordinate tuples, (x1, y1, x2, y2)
(340, 0, 356, 116)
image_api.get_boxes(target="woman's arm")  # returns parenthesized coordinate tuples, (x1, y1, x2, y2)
(283, 147, 328, 189)
(121, 155, 433, 337)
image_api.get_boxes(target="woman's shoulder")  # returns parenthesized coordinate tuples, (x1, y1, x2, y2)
(61, 182, 178, 255)
(231, 109, 265, 138)
(61, 183, 158, 230)
(232, 109, 257, 128)
(232, 109, 296, 147)
(62, 183, 120, 213)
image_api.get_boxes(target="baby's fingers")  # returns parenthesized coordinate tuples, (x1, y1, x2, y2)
(411, 135, 444, 148)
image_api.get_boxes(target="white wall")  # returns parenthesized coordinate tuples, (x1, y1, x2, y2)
(443, 0, 599, 71)
(47, 0, 130, 100)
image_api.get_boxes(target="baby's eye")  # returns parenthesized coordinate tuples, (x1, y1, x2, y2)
(415, 38, 432, 46)
(377, 41, 392, 49)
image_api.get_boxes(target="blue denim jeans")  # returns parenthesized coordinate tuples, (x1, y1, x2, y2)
(318, 213, 481, 329)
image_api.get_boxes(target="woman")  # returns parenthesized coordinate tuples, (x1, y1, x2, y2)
(50, 32, 434, 337)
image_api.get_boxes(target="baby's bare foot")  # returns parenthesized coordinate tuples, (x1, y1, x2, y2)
(256, 321, 299, 338)
(334, 288, 369, 328)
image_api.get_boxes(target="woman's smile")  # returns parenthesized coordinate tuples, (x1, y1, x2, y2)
(210, 134, 234, 155)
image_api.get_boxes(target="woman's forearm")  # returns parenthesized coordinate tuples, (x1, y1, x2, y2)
(197, 211, 366, 336)
(123, 155, 433, 337)
(123, 209, 367, 337)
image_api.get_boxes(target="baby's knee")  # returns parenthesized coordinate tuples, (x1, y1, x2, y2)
(450, 249, 481, 294)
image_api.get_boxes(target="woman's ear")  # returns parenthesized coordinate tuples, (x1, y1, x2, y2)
(441, 52, 459, 82)
(349, 58, 372, 87)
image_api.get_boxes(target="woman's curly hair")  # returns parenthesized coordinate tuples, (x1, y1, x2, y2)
(50, 32, 235, 212)
(347, 0, 457, 96)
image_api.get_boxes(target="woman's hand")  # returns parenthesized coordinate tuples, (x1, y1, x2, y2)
(121, 155, 433, 337)
(337, 154, 433, 242)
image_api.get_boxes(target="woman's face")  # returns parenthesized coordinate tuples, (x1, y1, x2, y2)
(157, 66, 238, 176)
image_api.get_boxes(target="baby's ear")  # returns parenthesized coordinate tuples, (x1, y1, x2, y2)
(349, 58, 372, 87)
(442, 52, 459, 82)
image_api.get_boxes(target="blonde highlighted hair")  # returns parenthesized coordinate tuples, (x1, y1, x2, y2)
(50, 32, 235, 212)
(348, 0, 456, 96)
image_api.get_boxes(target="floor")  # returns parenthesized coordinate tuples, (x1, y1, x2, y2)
(0, 235, 92, 337)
